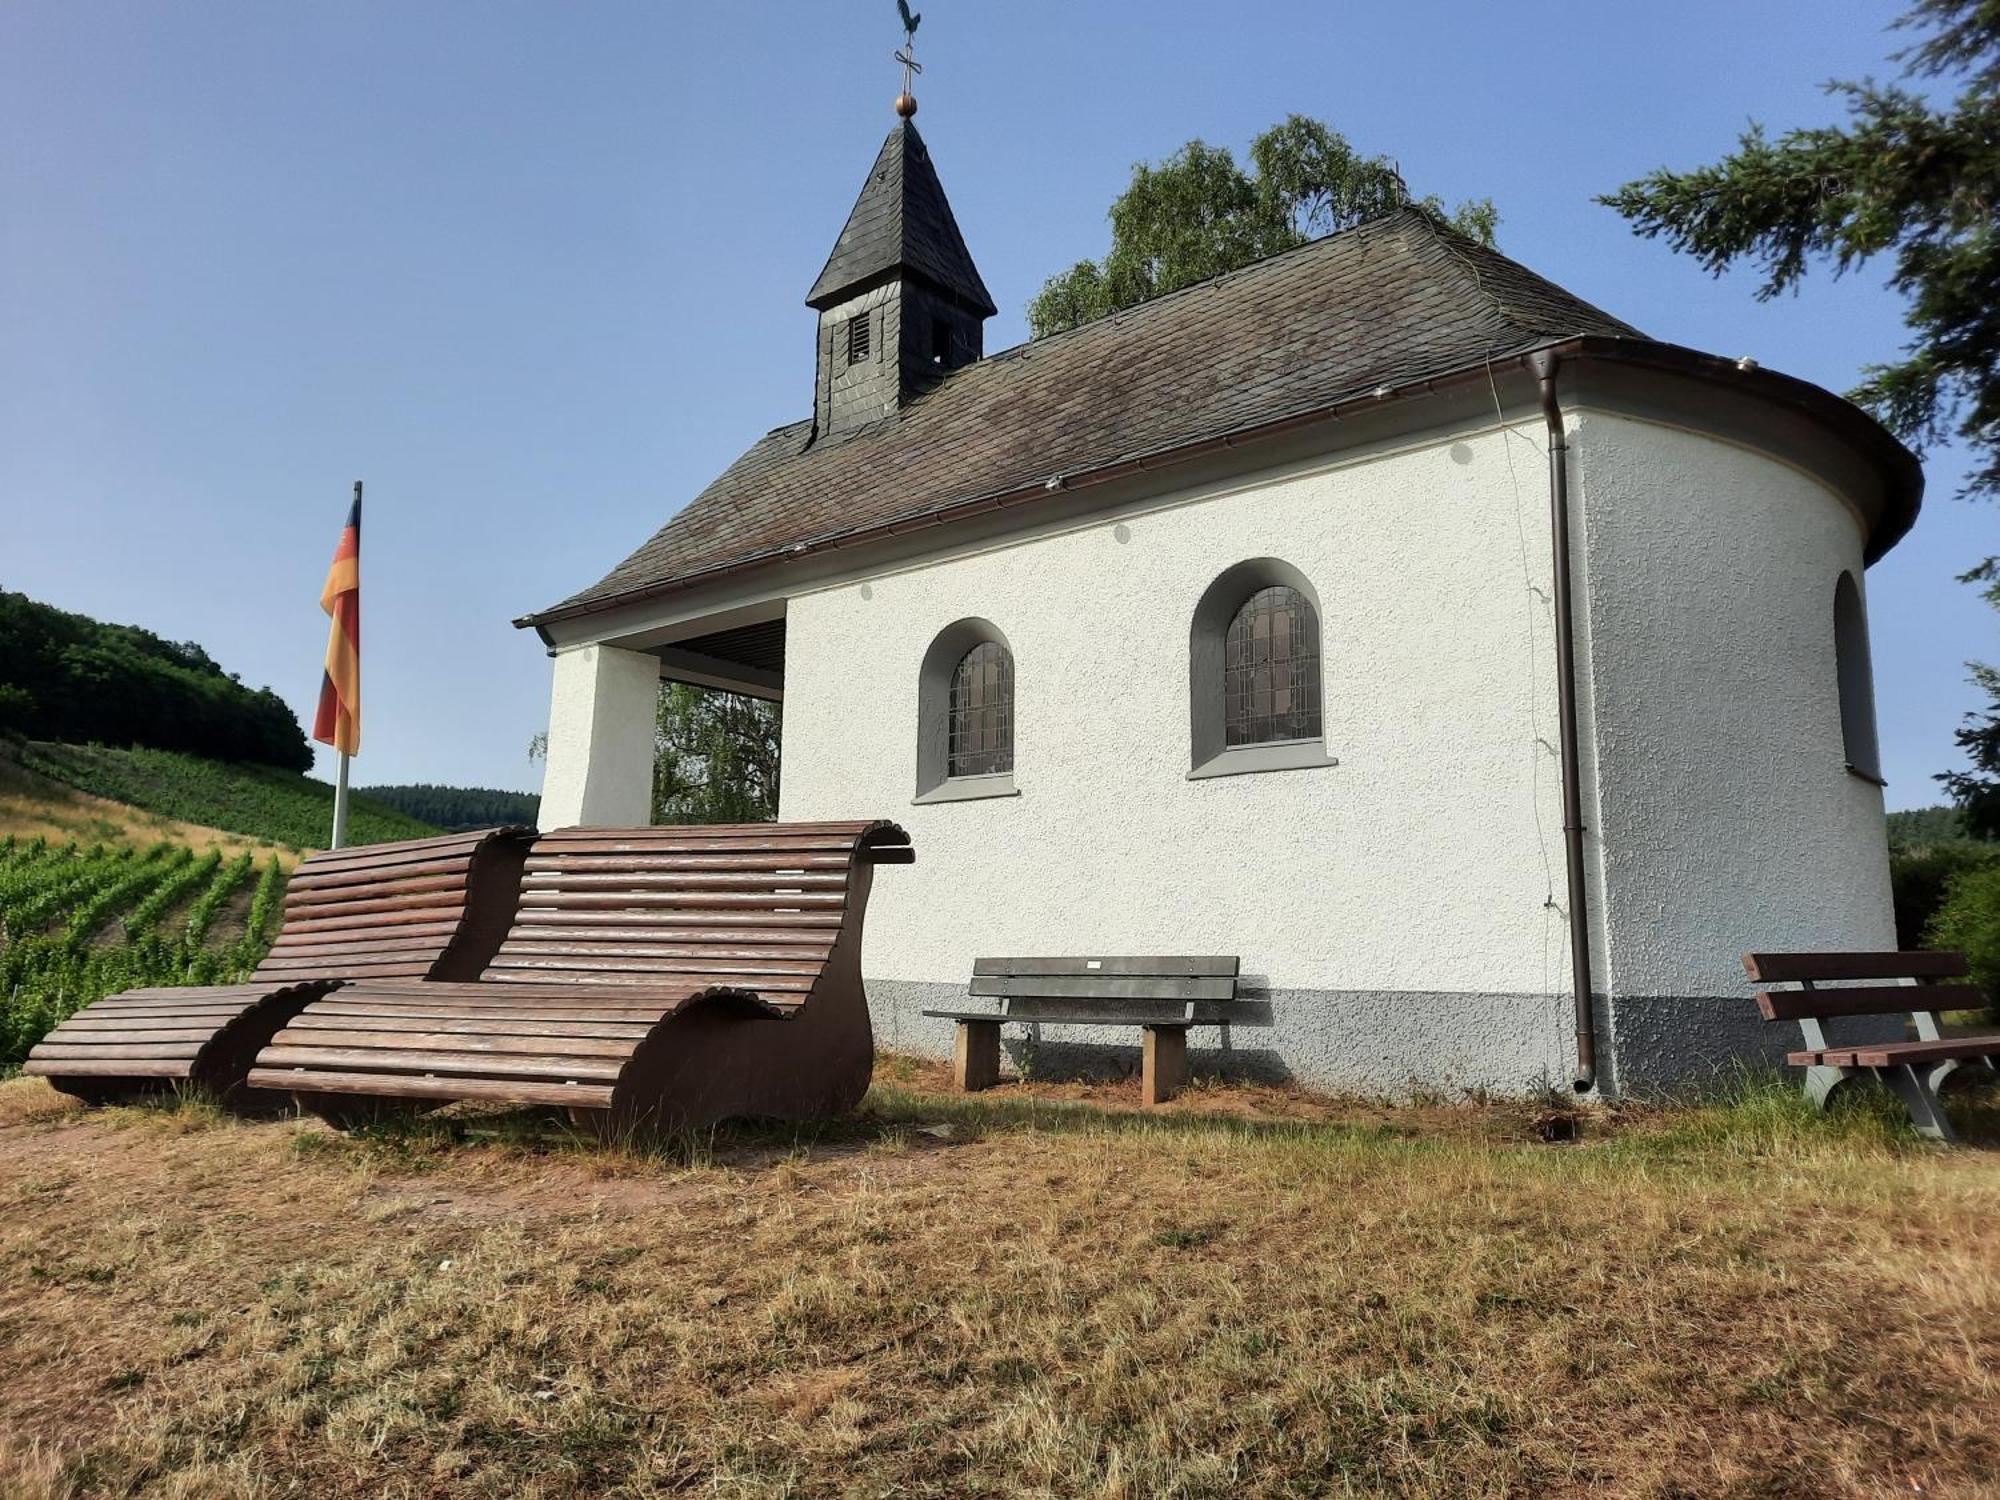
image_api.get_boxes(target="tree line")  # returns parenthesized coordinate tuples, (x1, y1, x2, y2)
(0, 590, 309, 771)
(358, 783, 541, 832)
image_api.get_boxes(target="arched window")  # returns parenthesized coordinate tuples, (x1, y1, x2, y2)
(1224, 585, 1321, 747)
(916, 619, 1020, 803)
(1834, 572, 1882, 782)
(949, 641, 1013, 776)
(1189, 559, 1337, 779)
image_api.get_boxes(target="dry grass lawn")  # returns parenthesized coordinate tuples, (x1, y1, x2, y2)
(0, 758, 297, 867)
(0, 1057, 1996, 1499)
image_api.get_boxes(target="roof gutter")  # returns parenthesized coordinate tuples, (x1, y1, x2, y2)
(517, 335, 1922, 632)
(1530, 350, 1598, 1094)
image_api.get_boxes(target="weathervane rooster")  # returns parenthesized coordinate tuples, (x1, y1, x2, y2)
(893, 0, 922, 118)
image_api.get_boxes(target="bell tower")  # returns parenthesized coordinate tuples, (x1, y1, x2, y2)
(805, 106, 995, 441)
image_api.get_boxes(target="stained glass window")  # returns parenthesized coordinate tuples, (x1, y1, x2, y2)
(1223, 586, 1321, 746)
(948, 641, 1013, 776)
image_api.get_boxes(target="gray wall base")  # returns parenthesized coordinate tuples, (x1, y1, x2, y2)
(869, 980, 1886, 1102)
(867, 979, 1577, 1101)
(1600, 994, 1905, 1101)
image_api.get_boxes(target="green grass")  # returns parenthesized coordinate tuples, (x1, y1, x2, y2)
(21, 742, 440, 851)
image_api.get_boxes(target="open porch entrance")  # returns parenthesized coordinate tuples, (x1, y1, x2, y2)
(537, 610, 785, 829)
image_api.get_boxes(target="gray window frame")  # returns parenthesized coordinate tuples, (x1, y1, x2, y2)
(1188, 558, 1338, 780)
(915, 618, 1021, 804)
(1834, 570, 1884, 785)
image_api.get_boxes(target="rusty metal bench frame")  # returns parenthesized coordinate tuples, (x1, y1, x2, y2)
(25, 828, 532, 1107)
(925, 955, 1242, 1105)
(245, 820, 913, 1135)
(1743, 949, 1998, 1144)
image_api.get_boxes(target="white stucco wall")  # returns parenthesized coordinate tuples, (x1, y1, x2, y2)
(538, 644, 661, 828)
(1570, 410, 1894, 1012)
(779, 427, 1576, 1013)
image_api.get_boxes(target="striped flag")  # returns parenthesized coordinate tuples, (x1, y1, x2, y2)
(312, 484, 361, 756)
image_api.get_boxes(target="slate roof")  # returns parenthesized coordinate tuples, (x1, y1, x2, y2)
(805, 121, 996, 316)
(523, 209, 1642, 627)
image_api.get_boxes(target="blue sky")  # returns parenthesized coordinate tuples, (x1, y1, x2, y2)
(2, 0, 1991, 805)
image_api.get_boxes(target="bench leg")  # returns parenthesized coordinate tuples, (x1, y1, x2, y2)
(1142, 1026, 1188, 1106)
(1877, 1062, 1960, 1145)
(1803, 1064, 1848, 1113)
(954, 1020, 1001, 1092)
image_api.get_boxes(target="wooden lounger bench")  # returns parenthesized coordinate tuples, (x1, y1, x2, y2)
(245, 820, 913, 1135)
(924, 955, 1242, 1105)
(24, 828, 532, 1107)
(1743, 949, 1998, 1144)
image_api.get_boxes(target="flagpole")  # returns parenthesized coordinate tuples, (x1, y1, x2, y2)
(331, 748, 351, 850)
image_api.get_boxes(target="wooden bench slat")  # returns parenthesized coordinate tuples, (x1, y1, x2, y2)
(29, 1042, 207, 1061)
(972, 956, 1239, 978)
(521, 871, 849, 892)
(287, 855, 481, 891)
(1755, 983, 1986, 1021)
(969, 975, 1237, 1002)
(284, 873, 468, 908)
(287, 1014, 656, 1041)
(24, 1058, 196, 1079)
(521, 891, 847, 911)
(525, 855, 853, 876)
(498, 939, 835, 962)
(44, 1026, 229, 1044)
(1744, 951, 1970, 983)
(244, 1066, 616, 1109)
(268, 1028, 645, 1060)
(504, 922, 836, 946)
(511, 909, 843, 930)
(1821, 1037, 2000, 1069)
(255, 1044, 627, 1082)
(927, 1010, 1201, 1030)
(309, 998, 689, 1021)
(266, 926, 469, 954)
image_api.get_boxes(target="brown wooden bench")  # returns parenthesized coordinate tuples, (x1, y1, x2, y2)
(25, 827, 532, 1107)
(924, 956, 1242, 1105)
(1743, 949, 1998, 1143)
(244, 820, 913, 1135)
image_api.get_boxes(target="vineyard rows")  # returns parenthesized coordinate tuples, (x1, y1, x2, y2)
(0, 835, 288, 1067)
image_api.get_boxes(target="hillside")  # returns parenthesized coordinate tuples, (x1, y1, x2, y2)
(0, 751, 299, 865)
(0, 589, 309, 771)
(17, 743, 439, 852)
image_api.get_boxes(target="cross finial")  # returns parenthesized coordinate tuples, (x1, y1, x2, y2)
(893, 0, 921, 117)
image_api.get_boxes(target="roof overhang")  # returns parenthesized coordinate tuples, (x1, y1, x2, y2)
(518, 335, 1922, 642)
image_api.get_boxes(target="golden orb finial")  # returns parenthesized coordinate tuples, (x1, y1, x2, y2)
(895, 90, 918, 118)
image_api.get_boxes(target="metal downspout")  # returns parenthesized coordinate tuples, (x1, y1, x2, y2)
(1529, 350, 1598, 1093)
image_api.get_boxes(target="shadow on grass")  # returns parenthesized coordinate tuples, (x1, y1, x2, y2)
(250, 1064, 2000, 1179)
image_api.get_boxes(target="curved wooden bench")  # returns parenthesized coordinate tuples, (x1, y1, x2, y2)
(246, 820, 913, 1134)
(25, 827, 531, 1107)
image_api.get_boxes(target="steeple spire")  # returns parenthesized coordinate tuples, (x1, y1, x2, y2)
(805, 121, 995, 318)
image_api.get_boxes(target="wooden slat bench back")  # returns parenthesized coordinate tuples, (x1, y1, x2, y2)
(27, 827, 533, 1102)
(252, 826, 533, 985)
(475, 822, 912, 1003)
(1741, 948, 1996, 1143)
(245, 820, 913, 1128)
